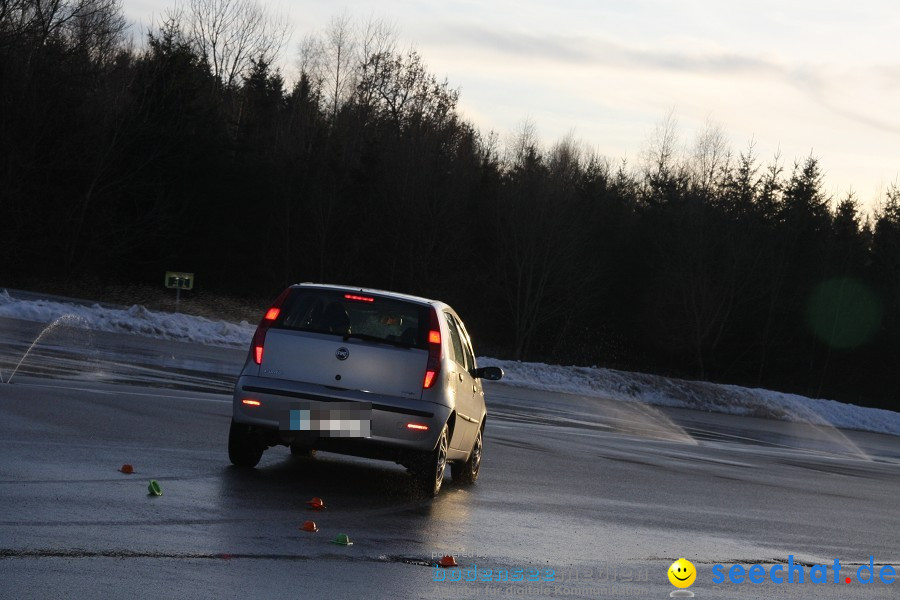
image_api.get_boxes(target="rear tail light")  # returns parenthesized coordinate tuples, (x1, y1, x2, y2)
(406, 423, 429, 431)
(242, 399, 261, 406)
(423, 308, 442, 389)
(252, 287, 292, 365)
(423, 370, 437, 388)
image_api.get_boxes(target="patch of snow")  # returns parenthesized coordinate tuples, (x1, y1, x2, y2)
(0, 289, 255, 347)
(478, 358, 900, 436)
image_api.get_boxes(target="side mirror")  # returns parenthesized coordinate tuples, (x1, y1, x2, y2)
(471, 366, 503, 381)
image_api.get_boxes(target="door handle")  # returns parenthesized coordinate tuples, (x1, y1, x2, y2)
(458, 372, 463, 381)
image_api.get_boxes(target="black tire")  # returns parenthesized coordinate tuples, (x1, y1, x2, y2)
(413, 424, 449, 497)
(228, 419, 264, 468)
(451, 426, 483, 484)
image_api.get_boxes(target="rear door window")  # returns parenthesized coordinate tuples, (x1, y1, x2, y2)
(444, 312, 467, 367)
(453, 315, 476, 372)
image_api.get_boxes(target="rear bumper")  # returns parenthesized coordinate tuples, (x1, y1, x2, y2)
(232, 375, 451, 453)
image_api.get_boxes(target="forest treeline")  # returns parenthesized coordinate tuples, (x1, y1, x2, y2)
(2, 0, 899, 409)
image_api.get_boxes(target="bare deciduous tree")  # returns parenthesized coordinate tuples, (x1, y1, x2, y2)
(689, 119, 730, 194)
(642, 109, 681, 183)
(320, 12, 353, 121)
(357, 47, 459, 132)
(0, 0, 126, 61)
(187, 0, 289, 88)
(298, 13, 396, 121)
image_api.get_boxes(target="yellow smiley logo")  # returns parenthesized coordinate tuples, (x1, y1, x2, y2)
(668, 558, 696, 588)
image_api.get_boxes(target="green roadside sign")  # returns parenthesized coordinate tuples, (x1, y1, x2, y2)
(165, 272, 194, 290)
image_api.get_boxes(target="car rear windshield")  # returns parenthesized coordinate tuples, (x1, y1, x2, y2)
(274, 289, 430, 349)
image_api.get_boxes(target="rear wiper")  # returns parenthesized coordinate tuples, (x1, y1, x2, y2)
(342, 332, 414, 348)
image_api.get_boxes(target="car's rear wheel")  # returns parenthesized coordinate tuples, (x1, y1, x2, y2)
(413, 424, 448, 497)
(228, 419, 264, 468)
(451, 426, 483, 484)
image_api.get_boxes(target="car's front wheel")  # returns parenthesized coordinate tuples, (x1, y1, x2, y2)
(451, 426, 483, 484)
(228, 419, 264, 468)
(413, 424, 448, 497)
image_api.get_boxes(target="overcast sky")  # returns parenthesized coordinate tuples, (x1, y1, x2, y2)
(126, 0, 899, 212)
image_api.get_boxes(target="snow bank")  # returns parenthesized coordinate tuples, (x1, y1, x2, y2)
(0, 289, 255, 347)
(2, 289, 897, 435)
(478, 358, 900, 436)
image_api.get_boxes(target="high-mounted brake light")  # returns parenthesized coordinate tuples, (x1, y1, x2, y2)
(343, 293, 374, 303)
(252, 287, 292, 366)
(423, 308, 442, 389)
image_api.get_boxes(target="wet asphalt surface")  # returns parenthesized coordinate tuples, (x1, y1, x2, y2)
(1, 316, 899, 599)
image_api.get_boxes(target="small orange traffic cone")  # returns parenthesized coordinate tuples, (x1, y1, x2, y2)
(306, 497, 325, 510)
(300, 520, 318, 532)
(438, 555, 458, 568)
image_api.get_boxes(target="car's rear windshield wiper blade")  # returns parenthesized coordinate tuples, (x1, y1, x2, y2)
(342, 332, 415, 348)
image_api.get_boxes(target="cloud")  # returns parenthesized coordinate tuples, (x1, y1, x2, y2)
(436, 23, 900, 134)
(789, 65, 900, 134)
(440, 23, 779, 76)
(444, 25, 594, 64)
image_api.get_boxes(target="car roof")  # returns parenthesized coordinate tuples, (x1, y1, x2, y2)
(292, 282, 451, 311)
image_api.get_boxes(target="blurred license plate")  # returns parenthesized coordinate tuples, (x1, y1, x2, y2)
(281, 402, 371, 438)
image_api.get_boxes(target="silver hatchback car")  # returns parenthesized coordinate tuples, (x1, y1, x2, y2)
(228, 283, 502, 496)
